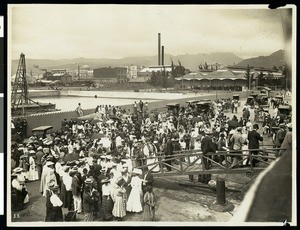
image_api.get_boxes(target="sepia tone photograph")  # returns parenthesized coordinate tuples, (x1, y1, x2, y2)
(7, 4, 296, 226)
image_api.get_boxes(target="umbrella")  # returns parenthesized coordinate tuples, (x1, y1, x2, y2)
(91, 133, 105, 139)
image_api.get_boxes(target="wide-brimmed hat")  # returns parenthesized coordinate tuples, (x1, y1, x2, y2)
(47, 180, 56, 188)
(132, 168, 142, 175)
(13, 167, 23, 173)
(50, 185, 59, 190)
(279, 123, 286, 128)
(20, 155, 28, 159)
(100, 178, 111, 184)
(46, 161, 54, 166)
(236, 127, 243, 132)
(37, 146, 43, 151)
(85, 178, 93, 184)
(43, 148, 50, 153)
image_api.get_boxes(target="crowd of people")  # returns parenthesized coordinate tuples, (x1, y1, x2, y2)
(10, 93, 292, 222)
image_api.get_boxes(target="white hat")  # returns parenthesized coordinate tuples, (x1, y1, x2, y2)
(13, 167, 23, 173)
(132, 168, 142, 175)
(46, 161, 54, 166)
(37, 146, 43, 150)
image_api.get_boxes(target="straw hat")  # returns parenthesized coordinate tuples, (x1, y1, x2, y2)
(85, 178, 93, 184)
(46, 161, 54, 166)
(13, 167, 23, 173)
(47, 180, 56, 188)
(132, 168, 142, 175)
(100, 178, 111, 184)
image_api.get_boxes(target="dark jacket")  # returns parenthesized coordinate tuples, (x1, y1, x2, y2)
(248, 130, 263, 150)
(71, 175, 81, 196)
(201, 136, 217, 154)
(83, 189, 94, 213)
(164, 140, 174, 156)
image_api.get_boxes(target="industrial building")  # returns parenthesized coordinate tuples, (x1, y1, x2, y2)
(93, 67, 128, 84)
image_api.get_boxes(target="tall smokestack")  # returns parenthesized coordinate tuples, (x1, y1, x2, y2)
(158, 33, 161, 66)
(162, 46, 164, 66)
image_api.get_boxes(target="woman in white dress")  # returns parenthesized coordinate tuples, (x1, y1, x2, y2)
(126, 168, 143, 213)
(28, 150, 39, 181)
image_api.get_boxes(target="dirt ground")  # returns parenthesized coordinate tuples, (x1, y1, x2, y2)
(11, 172, 255, 223)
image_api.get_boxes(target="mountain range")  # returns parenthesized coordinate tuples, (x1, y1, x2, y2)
(235, 50, 287, 69)
(10, 50, 286, 75)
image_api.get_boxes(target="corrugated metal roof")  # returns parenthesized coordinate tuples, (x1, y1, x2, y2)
(176, 69, 246, 81)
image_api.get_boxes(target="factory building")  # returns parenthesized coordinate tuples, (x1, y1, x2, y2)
(93, 67, 128, 83)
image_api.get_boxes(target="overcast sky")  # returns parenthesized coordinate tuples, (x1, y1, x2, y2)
(9, 4, 293, 60)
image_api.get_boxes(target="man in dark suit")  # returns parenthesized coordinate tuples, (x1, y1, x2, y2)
(200, 130, 217, 183)
(201, 131, 217, 170)
(164, 136, 174, 171)
(247, 123, 263, 167)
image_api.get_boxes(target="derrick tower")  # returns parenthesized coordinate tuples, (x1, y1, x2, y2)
(11, 53, 29, 109)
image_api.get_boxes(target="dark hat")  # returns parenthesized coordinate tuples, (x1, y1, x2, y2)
(279, 123, 286, 128)
(236, 127, 242, 132)
(116, 178, 126, 187)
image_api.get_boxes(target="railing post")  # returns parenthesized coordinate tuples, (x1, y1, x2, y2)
(209, 176, 234, 212)
(216, 178, 226, 205)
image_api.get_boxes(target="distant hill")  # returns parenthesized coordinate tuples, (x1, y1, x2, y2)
(10, 52, 243, 74)
(236, 50, 287, 69)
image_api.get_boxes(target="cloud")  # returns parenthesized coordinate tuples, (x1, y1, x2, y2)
(9, 4, 292, 60)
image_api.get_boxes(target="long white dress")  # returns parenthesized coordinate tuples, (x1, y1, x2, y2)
(126, 176, 142, 212)
(28, 156, 39, 181)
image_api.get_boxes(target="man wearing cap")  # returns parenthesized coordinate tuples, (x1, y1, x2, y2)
(247, 124, 263, 167)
